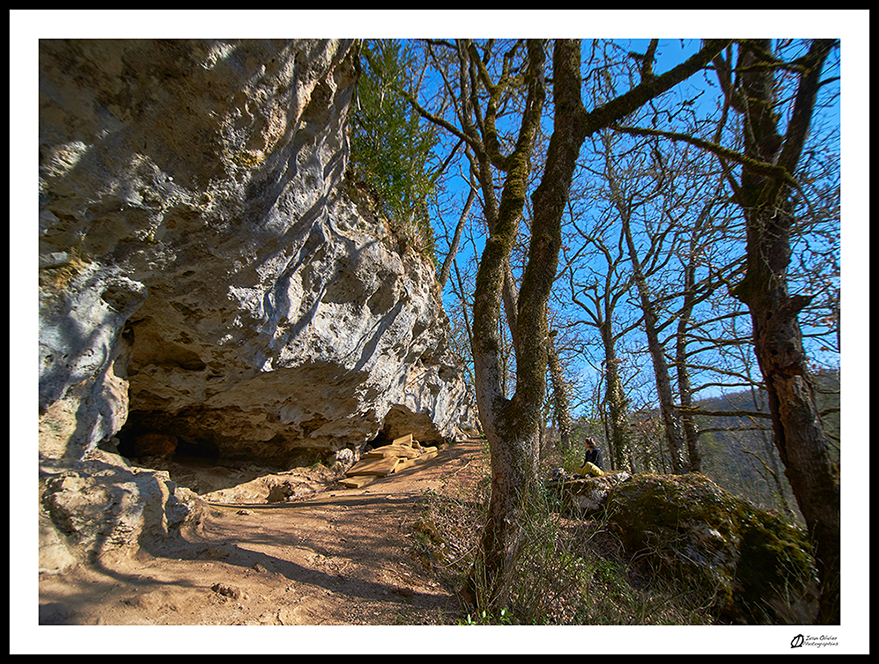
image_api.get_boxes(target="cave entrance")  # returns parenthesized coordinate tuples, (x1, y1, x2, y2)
(365, 429, 394, 451)
(115, 409, 221, 467)
(368, 404, 443, 453)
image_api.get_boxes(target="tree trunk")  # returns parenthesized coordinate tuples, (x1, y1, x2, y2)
(466, 39, 548, 610)
(600, 321, 629, 471)
(728, 39, 840, 623)
(621, 212, 686, 474)
(547, 343, 573, 452)
(675, 338, 702, 473)
(675, 196, 717, 473)
(463, 37, 731, 611)
(736, 204, 840, 623)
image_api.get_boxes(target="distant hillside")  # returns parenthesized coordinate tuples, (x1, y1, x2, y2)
(693, 370, 839, 524)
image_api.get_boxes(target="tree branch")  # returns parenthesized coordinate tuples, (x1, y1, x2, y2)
(610, 123, 799, 187)
(579, 39, 732, 136)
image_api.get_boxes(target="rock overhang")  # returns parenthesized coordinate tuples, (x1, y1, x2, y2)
(38, 38, 477, 467)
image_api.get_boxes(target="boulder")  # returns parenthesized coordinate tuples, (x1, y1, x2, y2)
(39, 449, 206, 569)
(549, 470, 631, 513)
(602, 473, 819, 624)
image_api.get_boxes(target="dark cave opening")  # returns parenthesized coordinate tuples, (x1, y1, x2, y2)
(115, 409, 221, 464)
(365, 429, 394, 451)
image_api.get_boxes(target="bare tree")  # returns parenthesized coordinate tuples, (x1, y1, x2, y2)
(470, 38, 731, 609)
(402, 38, 731, 612)
(721, 39, 841, 624)
(607, 40, 840, 622)
(562, 207, 639, 471)
(436, 169, 478, 290)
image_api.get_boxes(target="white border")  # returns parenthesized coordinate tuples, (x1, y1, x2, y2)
(11, 9, 869, 655)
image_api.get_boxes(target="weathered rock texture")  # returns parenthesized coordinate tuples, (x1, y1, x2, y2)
(39, 39, 475, 469)
(38, 39, 476, 566)
(39, 448, 206, 574)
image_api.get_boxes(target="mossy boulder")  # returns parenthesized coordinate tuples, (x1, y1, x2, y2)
(603, 473, 819, 624)
(548, 470, 631, 513)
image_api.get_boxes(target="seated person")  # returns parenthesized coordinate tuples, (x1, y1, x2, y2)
(578, 437, 604, 477)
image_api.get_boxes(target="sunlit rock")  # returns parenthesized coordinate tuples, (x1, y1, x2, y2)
(38, 38, 476, 569)
(38, 39, 475, 467)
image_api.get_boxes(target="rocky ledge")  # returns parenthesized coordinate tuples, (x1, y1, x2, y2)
(38, 39, 476, 564)
(38, 39, 476, 468)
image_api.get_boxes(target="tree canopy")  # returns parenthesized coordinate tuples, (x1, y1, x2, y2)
(349, 36, 841, 623)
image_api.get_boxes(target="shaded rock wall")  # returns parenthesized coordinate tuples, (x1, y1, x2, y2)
(39, 449, 206, 574)
(39, 39, 475, 467)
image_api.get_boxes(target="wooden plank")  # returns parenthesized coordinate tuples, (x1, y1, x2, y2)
(340, 475, 375, 489)
(386, 445, 423, 458)
(362, 448, 400, 459)
(346, 456, 404, 476)
(395, 458, 416, 472)
(363, 445, 422, 459)
(407, 451, 438, 467)
(392, 433, 413, 447)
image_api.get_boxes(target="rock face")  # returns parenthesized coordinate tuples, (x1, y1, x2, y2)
(38, 39, 475, 469)
(39, 449, 206, 573)
(38, 39, 476, 569)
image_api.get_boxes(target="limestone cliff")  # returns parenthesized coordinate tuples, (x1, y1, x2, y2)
(37, 39, 476, 568)
(38, 39, 476, 469)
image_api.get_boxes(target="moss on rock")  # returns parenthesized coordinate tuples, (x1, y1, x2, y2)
(603, 473, 818, 624)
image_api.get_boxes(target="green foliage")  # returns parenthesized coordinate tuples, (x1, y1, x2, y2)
(350, 40, 439, 263)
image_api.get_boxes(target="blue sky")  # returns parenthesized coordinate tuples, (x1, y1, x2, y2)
(424, 37, 842, 412)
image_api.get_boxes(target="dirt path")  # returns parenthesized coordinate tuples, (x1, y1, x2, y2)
(38, 440, 488, 628)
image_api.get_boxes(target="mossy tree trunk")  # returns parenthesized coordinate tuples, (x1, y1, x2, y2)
(466, 39, 551, 610)
(720, 39, 840, 624)
(602, 324, 631, 471)
(470, 39, 731, 610)
(547, 344, 573, 452)
(409, 38, 731, 612)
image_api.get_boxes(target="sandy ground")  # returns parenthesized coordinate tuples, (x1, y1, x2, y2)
(37, 440, 488, 633)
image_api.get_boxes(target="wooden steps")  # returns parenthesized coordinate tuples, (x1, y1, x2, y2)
(346, 455, 407, 476)
(342, 434, 439, 487)
(362, 445, 422, 459)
